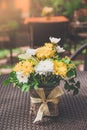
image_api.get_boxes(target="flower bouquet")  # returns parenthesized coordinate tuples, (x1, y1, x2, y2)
(4, 37, 80, 123)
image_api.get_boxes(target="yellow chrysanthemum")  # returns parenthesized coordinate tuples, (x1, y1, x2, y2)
(53, 60, 67, 77)
(36, 46, 55, 59)
(13, 60, 34, 75)
(13, 62, 23, 72)
(22, 60, 34, 75)
(45, 43, 54, 48)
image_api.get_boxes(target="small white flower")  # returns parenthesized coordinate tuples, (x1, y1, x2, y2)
(49, 37, 61, 44)
(18, 53, 31, 59)
(56, 46, 65, 53)
(26, 48, 37, 56)
(35, 59, 54, 75)
(18, 48, 37, 59)
(16, 71, 29, 83)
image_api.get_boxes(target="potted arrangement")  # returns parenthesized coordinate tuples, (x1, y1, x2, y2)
(4, 37, 80, 123)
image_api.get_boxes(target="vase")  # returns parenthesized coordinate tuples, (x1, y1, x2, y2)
(46, 16, 52, 20)
(30, 86, 64, 122)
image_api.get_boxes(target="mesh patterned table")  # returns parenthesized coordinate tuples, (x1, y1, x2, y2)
(0, 71, 87, 130)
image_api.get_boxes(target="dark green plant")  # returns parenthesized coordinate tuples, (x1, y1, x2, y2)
(62, 0, 83, 19)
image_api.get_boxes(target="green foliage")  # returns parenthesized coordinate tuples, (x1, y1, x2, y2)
(0, 21, 19, 32)
(0, 49, 9, 59)
(0, 48, 23, 59)
(25, 73, 61, 90)
(67, 69, 76, 78)
(42, 0, 64, 14)
(64, 79, 80, 95)
(30, 0, 87, 20)
(3, 72, 17, 86)
(62, 0, 82, 18)
(31, 0, 86, 17)
(3, 79, 10, 86)
(62, 57, 71, 64)
(21, 84, 30, 92)
(30, 0, 64, 16)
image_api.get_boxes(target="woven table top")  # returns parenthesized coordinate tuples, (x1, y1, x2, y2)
(0, 71, 87, 130)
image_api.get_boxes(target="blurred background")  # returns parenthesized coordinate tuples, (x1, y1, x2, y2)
(0, 0, 87, 74)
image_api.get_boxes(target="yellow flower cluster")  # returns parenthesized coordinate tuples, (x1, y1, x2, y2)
(13, 60, 34, 75)
(45, 43, 54, 48)
(36, 43, 55, 59)
(53, 60, 67, 77)
(41, 6, 53, 16)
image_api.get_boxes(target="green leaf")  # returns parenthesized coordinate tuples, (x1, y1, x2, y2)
(63, 58, 70, 64)
(75, 81, 80, 88)
(25, 86, 30, 92)
(69, 78, 75, 83)
(64, 82, 70, 90)
(34, 82, 39, 90)
(3, 79, 10, 86)
(67, 69, 75, 78)
(73, 88, 79, 95)
(21, 84, 30, 92)
(34, 85, 38, 90)
(9, 71, 15, 77)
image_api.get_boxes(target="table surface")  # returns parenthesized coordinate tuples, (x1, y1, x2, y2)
(0, 71, 87, 130)
(24, 16, 69, 24)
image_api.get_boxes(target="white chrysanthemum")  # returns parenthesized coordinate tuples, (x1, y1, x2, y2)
(49, 37, 61, 44)
(16, 71, 29, 83)
(26, 48, 37, 56)
(56, 46, 65, 53)
(35, 59, 54, 75)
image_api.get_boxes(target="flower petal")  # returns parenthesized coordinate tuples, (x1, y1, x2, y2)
(49, 37, 61, 44)
(56, 46, 65, 53)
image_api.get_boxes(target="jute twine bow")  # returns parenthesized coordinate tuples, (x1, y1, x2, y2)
(30, 86, 64, 123)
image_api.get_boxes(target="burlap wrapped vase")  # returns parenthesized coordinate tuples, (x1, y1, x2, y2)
(30, 85, 64, 123)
